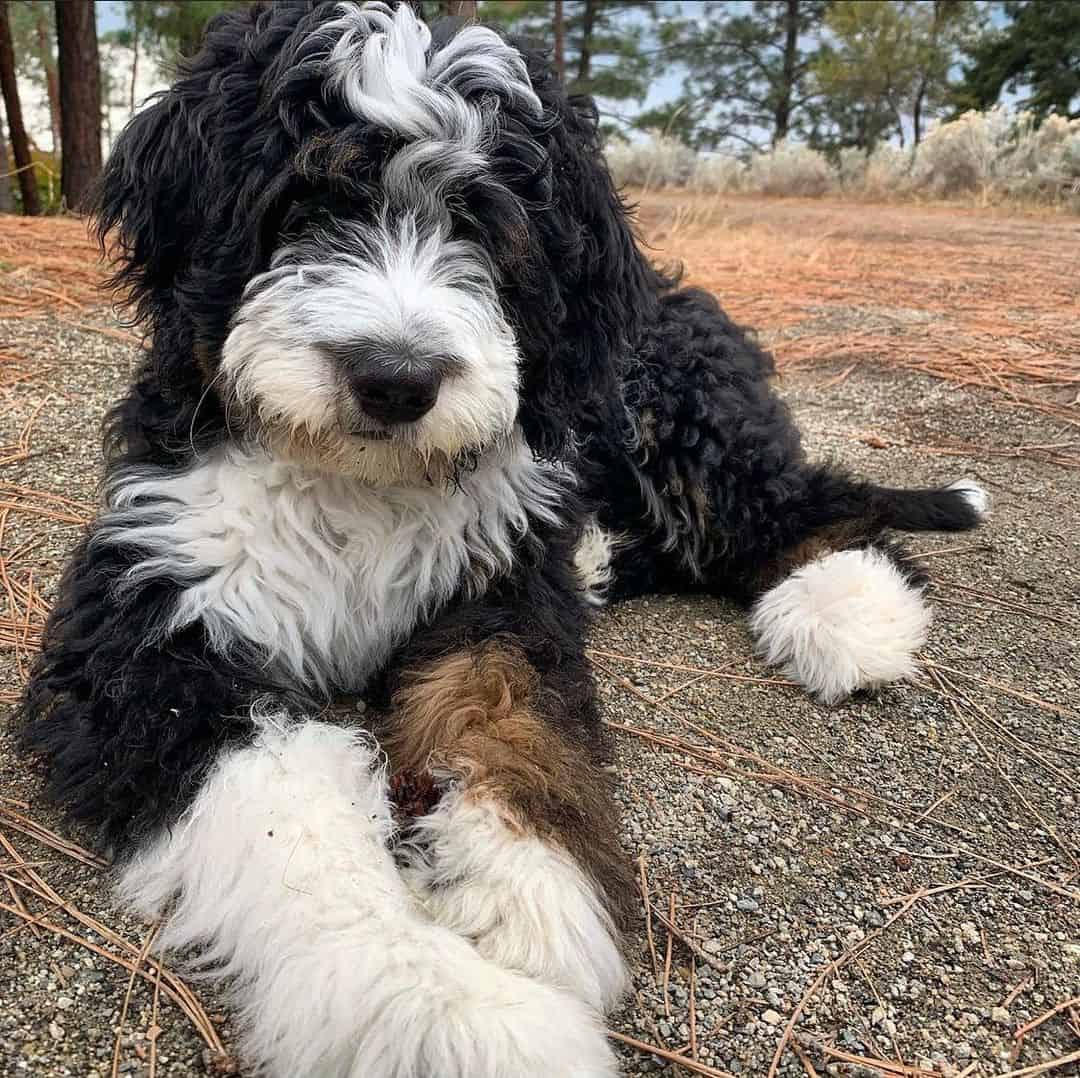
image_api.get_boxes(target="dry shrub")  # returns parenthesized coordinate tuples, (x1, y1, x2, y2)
(744, 140, 833, 197)
(603, 132, 699, 189)
(606, 108, 1080, 212)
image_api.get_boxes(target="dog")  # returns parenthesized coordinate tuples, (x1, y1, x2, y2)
(20, 3, 987, 1075)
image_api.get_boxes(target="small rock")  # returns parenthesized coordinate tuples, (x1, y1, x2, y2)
(991, 1007, 1011, 1025)
(761, 1009, 783, 1026)
(48, 1021, 64, 1040)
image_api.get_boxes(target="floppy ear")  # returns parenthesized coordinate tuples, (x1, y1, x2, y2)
(95, 3, 294, 329)
(95, 91, 204, 331)
(94, 2, 306, 462)
(501, 46, 662, 460)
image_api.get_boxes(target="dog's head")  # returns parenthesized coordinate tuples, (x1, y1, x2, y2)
(98, 0, 656, 485)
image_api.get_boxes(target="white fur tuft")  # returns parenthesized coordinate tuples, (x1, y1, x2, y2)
(404, 791, 627, 1013)
(118, 718, 617, 1078)
(748, 547, 932, 703)
(574, 517, 618, 606)
(947, 478, 990, 519)
(323, 2, 541, 143)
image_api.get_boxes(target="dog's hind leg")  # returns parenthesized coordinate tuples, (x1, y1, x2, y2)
(732, 468, 989, 703)
(119, 715, 618, 1078)
(591, 448, 989, 702)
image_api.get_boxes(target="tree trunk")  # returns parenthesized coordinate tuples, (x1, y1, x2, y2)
(442, 0, 477, 17)
(0, 1, 41, 215)
(0, 100, 14, 213)
(773, 0, 799, 143)
(55, 0, 102, 212)
(912, 1, 943, 147)
(34, 9, 61, 153)
(0, 156, 13, 213)
(912, 74, 927, 146)
(553, 0, 565, 82)
(577, 0, 597, 86)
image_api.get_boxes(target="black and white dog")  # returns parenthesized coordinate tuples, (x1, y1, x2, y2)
(22, 3, 987, 1074)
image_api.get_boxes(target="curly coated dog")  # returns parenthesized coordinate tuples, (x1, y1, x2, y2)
(21, 3, 987, 1074)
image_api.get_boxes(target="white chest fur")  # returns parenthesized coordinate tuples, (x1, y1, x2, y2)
(98, 441, 563, 693)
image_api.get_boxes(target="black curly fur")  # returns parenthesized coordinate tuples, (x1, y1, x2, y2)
(578, 285, 982, 601)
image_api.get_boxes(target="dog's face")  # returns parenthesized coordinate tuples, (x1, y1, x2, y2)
(99, 1, 655, 485)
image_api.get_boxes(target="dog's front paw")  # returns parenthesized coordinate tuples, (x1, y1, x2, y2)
(749, 546, 932, 703)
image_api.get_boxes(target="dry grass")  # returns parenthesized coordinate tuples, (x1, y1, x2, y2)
(0, 215, 104, 317)
(634, 192, 1080, 445)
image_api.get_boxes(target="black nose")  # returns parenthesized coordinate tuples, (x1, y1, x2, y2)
(348, 366, 443, 426)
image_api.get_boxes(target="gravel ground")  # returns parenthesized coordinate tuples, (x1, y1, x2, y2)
(1, 308, 1077, 1078)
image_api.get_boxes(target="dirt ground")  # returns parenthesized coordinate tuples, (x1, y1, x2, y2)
(0, 196, 1077, 1078)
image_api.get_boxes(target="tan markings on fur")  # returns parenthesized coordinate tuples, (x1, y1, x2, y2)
(752, 519, 877, 596)
(385, 645, 636, 930)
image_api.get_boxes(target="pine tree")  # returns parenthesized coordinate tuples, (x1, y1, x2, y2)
(810, 1, 983, 152)
(952, 0, 1080, 121)
(478, 1, 656, 108)
(639, 0, 828, 151)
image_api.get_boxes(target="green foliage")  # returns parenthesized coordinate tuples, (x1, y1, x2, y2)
(952, 1, 1080, 121)
(645, 1, 828, 152)
(809, 1, 983, 152)
(810, 1, 920, 150)
(477, 1, 656, 109)
(4, 146, 62, 214)
(126, 1, 247, 63)
(5, 1, 55, 95)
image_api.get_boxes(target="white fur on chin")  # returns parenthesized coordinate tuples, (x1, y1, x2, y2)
(749, 546, 932, 703)
(118, 717, 618, 1078)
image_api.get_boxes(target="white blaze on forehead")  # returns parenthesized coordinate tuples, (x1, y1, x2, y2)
(322, 1, 541, 142)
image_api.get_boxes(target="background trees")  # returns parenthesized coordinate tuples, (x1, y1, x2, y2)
(0, 0, 41, 214)
(0, 0, 1077, 219)
(951, 0, 1080, 121)
(638, 1, 828, 151)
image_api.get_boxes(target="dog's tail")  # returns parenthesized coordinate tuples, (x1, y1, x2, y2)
(800, 470, 989, 535)
(866, 478, 989, 532)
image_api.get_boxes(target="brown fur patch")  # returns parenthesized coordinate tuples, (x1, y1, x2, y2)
(751, 519, 877, 596)
(384, 645, 636, 931)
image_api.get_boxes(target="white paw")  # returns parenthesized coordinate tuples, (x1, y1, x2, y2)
(749, 547, 932, 703)
(406, 791, 628, 1013)
(361, 947, 620, 1078)
(947, 478, 990, 519)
